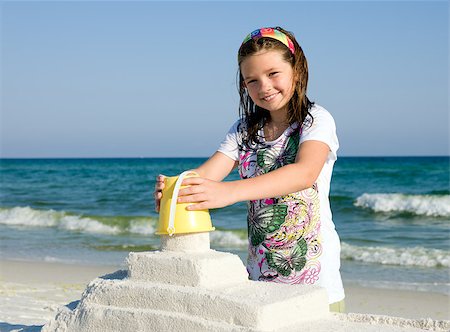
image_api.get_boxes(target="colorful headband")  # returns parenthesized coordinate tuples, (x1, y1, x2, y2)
(241, 27, 295, 55)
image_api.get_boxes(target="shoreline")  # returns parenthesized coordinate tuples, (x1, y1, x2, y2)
(0, 258, 449, 329)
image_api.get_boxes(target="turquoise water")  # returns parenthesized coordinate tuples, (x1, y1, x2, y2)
(0, 157, 449, 294)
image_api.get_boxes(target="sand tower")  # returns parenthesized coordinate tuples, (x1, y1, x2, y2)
(42, 231, 332, 331)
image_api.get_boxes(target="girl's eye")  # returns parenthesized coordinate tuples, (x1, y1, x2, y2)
(269, 72, 279, 77)
(247, 79, 257, 84)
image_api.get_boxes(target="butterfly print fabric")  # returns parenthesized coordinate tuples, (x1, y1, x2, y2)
(239, 124, 322, 285)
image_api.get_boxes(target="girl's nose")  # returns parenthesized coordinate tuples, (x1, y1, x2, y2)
(259, 77, 272, 92)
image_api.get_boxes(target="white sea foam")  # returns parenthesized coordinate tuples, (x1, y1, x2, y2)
(43, 256, 81, 264)
(58, 215, 120, 234)
(354, 193, 450, 217)
(210, 230, 247, 248)
(0, 206, 60, 227)
(341, 242, 450, 268)
(0, 206, 120, 234)
(128, 219, 155, 235)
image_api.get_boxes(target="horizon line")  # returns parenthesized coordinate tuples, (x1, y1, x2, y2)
(1, 155, 449, 160)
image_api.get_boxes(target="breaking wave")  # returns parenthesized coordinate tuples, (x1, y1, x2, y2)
(354, 193, 450, 217)
(0, 206, 156, 235)
(341, 242, 450, 268)
(0, 206, 247, 248)
(210, 230, 247, 248)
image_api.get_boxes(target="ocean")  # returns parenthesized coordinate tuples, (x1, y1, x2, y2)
(0, 157, 449, 295)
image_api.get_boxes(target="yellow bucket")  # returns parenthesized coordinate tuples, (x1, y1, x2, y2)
(156, 170, 215, 236)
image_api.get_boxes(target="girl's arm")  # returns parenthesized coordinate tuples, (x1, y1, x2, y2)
(154, 152, 237, 211)
(194, 152, 238, 182)
(178, 140, 329, 210)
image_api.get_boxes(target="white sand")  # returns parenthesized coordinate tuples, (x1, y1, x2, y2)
(344, 282, 450, 321)
(0, 259, 122, 329)
(0, 259, 448, 331)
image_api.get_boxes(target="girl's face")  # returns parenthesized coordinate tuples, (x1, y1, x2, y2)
(240, 50, 295, 116)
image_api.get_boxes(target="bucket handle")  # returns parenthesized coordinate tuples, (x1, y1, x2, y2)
(167, 170, 197, 236)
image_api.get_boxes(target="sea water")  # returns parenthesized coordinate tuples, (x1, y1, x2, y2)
(0, 157, 448, 294)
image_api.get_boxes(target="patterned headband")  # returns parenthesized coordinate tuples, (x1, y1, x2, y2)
(241, 27, 295, 55)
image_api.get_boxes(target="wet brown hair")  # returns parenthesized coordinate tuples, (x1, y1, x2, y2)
(237, 26, 314, 147)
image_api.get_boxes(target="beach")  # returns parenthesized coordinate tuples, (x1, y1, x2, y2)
(0, 258, 449, 330)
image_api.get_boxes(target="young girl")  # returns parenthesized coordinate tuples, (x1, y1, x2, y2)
(154, 27, 345, 312)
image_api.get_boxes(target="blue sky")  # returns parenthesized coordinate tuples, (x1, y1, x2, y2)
(1, 1, 448, 158)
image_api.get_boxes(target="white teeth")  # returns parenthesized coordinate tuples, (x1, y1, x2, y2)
(263, 93, 278, 101)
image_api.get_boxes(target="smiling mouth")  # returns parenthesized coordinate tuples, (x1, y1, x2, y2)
(262, 92, 279, 102)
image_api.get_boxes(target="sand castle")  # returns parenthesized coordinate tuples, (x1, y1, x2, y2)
(42, 232, 448, 332)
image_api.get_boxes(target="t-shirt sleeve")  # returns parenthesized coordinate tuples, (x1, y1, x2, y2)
(299, 106, 339, 161)
(217, 120, 241, 161)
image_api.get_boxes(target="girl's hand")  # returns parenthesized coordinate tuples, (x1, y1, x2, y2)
(177, 177, 237, 210)
(154, 174, 165, 212)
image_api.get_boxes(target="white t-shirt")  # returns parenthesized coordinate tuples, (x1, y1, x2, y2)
(218, 104, 345, 304)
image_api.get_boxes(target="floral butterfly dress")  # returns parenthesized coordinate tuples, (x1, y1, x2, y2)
(239, 124, 322, 285)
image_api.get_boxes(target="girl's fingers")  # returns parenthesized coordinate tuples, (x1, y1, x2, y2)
(155, 176, 217, 210)
(178, 177, 207, 197)
(155, 175, 165, 193)
(156, 175, 165, 185)
(178, 184, 204, 197)
(155, 192, 161, 212)
(177, 193, 206, 204)
(181, 177, 203, 186)
(186, 202, 208, 211)
(154, 175, 166, 212)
